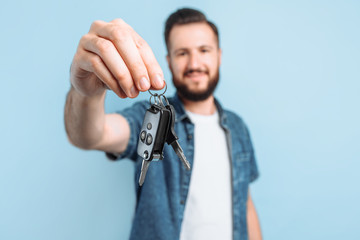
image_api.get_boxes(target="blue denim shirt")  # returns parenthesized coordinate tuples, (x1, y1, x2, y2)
(108, 94, 259, 240)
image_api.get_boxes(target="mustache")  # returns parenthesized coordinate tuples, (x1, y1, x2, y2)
(184, 69, 209, 75)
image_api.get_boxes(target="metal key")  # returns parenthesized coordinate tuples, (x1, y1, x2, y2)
(165, 104, 191, 170)
(139, 154, 151, 186)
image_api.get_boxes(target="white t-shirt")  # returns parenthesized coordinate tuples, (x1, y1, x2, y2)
(180, 110, 232, 240)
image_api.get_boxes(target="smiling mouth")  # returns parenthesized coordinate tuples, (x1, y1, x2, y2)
(184, 69, 208, 78)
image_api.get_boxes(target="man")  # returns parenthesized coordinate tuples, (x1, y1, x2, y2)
(65, 8, 262, 240)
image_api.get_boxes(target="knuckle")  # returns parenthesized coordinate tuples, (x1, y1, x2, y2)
(129, 61, 146, 75)
(90, 20, 102, 30)
(114, 71, 128, 81)
(89, 55, 101, 70)
(111, 18, 125, 25)
(79, 34, 90, 45)
(95, 38, 112, 53)
(135, 38, 147, 49)
(109, 27, 128, 42)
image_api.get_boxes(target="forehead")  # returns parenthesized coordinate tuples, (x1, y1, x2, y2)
(168, 22, 218, 51)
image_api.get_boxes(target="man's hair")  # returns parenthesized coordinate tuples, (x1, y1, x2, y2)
(164, 8, 219, 51)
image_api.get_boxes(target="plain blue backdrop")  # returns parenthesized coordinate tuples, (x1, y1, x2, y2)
(1, 0, 359, 239)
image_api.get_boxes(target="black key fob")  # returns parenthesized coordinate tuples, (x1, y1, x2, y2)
(137, 104, 171, 161)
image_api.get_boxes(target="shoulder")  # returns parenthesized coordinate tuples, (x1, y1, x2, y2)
(223, 108, 247, 129)
(215, 98, 247, 132)
(223, 108, 245, 124)
(223, 108, 252, 139)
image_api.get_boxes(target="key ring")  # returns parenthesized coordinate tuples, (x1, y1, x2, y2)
(148, 82, 167, 106)
(149, 94, 159, 106)
(149, 93, 167, 107)
(148, 82, 167, 97)
(149, 94, 168, 107)
(160, 94, 170, 106)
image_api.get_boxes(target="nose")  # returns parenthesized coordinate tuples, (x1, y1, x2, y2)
(187, 52, 200, 69)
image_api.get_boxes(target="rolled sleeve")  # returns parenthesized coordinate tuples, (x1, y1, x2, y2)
(245, 125, 260, 183)
(249, 150, 259, 183)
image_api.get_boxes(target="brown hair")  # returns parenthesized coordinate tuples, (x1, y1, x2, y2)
(164, 8, 219, 51)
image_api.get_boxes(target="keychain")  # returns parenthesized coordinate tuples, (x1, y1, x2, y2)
(137, 84, 191, 186)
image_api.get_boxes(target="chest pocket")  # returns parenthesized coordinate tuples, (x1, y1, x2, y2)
(233, 151, 251, 183)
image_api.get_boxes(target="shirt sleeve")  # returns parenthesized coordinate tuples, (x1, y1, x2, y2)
(105, 100, 148, 161)
(245, 125, 260, 183)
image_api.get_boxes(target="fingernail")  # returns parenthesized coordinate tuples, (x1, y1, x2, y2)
(130, 86, 138, 97)
(155, 74, 164, 88)
(140, 77, 150, 90)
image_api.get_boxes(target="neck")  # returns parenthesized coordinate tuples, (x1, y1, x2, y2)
(179, 94, 216, 115)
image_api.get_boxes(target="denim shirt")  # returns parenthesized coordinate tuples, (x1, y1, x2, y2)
(108, 94, 259, 240)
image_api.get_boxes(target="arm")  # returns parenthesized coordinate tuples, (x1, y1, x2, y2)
(64, 19, 165, 153)
(64, 86, 131, 153)
(247, 191, 262, 240)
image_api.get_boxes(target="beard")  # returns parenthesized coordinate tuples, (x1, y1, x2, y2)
(172, 68, 220, 102)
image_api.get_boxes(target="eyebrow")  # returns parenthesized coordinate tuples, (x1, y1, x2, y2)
(173, 45, 214, 54)
(173, 48, 188, 54)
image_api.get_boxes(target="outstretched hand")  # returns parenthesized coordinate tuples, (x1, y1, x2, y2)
(70, 19, 165, 99)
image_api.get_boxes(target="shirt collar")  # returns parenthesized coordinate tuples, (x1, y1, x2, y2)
(169, 93, 228, 127)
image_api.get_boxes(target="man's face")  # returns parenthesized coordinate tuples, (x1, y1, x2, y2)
(167, 22, 222, 101)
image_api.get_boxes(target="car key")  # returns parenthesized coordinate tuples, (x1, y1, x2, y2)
(137, 95, 171, 186)
(165, 104, 191, 170)
(137, 86, 191, 186)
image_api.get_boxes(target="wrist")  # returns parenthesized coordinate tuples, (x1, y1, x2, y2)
(69, 85, 106, 104)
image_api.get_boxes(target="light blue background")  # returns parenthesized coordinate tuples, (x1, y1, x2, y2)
(1, 0, 359, 239)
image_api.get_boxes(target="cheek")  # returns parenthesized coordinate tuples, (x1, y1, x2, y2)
(207, 56, 220, 73)
(171, 60, 185, 76)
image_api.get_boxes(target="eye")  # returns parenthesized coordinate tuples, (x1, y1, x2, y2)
(177, 51, 187, 56)
(200, 48, 210, 53)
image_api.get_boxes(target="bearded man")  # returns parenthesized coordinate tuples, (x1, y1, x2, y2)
(65, 8, 262, 240)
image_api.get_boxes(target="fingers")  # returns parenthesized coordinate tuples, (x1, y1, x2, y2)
(81, 34, 139, 98)
(132, 31, 165, 89)
(90, 19, 165, 93)
(76, 49, 128, 98)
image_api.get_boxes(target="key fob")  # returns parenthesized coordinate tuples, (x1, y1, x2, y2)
(137, 104, 171, 161)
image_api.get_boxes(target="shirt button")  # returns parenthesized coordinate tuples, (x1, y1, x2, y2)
(187, 134, 193, 140)
(180, 200, 185, 205)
